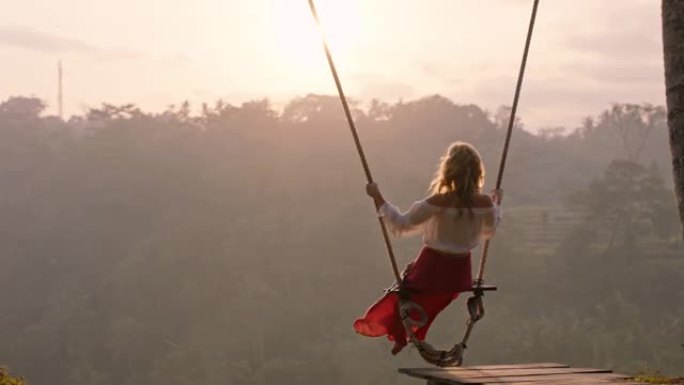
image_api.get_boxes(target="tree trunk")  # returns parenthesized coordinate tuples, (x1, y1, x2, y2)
(662, 0, 684, 239)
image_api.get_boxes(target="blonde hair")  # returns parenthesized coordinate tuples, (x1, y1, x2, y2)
(429, 141, 485, 208)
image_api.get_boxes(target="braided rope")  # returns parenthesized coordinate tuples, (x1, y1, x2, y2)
(399, 297, 466, 367)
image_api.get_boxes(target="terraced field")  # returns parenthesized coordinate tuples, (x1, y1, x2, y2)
(504, 205, 683, 261)
(505, 205, 588, 255)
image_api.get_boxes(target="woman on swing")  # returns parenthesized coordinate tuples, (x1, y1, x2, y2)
(354, 141, 502, 355)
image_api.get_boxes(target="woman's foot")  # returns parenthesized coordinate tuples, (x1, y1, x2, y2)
(391, 341, 406, 355)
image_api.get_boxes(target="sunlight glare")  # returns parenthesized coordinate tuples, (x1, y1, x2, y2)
(268, 0, 363, 74)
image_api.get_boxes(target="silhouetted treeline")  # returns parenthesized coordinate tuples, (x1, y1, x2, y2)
(0, 95, 681, 385)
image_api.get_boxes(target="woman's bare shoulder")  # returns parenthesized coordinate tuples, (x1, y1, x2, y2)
(426, 193, 469, 207)
(472, 193, 494, 208)
(426, 194, 450, 207)
(426, 192, 493, 209)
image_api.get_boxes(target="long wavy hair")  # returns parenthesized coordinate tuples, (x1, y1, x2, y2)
(429, 141, 485, 210)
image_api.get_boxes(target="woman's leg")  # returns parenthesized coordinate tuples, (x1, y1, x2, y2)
(412, 292, 460, 340)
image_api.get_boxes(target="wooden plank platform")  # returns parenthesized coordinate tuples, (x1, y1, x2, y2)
(399, 362, 637, 385)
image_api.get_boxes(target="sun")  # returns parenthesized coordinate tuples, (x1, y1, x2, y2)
(268, 0, 363, 74)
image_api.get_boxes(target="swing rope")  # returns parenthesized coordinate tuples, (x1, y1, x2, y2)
(307, 0, 402, 284)
(307, 0, 539, 366)
(476, 0, 540, 285)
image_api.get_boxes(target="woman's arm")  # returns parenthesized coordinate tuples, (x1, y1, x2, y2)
(366, 183, 438, 237)
(481, 191, 503, 239)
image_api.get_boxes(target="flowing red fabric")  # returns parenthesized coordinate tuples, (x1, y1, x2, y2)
(353, 247, 472, 354)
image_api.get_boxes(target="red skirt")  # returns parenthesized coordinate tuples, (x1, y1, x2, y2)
(353, 247, 472, 354)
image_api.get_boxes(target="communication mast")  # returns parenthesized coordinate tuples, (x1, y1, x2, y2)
(58, 60, 63, 120)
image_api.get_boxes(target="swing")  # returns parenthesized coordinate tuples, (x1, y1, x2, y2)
(307, 0, 540, 367)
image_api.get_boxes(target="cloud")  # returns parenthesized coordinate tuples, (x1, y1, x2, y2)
(0, 25, 143, 61)
(556, 0, 662, 64)
(563, 59, 663, 86)
(563, 28, 662, 62)
(0, 25, 100, 54)
(551, 8, 665, 95)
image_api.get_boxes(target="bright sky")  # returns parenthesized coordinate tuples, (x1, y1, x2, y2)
(0, 0, 665, 131)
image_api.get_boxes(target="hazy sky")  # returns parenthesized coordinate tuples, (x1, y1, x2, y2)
(0, 0, 665, 131)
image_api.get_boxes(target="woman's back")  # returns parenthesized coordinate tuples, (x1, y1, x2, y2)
(379, 192, 501, 255)
(424, 194, 499, 254)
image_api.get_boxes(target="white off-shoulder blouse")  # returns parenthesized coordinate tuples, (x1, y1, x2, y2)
(378, 199, 502, 254)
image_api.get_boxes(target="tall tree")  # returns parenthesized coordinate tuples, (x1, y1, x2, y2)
(662, 0, 684, 237)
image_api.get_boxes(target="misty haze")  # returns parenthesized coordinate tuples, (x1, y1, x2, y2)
(1, 1, 683, 385)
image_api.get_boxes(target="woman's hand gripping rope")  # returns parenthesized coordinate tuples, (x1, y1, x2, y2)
(366, 182, 386, 209)
(491, 188, 503, 204)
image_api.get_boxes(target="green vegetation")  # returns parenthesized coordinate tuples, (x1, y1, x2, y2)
(0, 95, 681, 385)
(635, 370, 684, 385)
(0, 367, 26, 385)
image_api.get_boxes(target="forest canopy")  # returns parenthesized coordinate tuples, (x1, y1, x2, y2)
(0, 94, 681, 385)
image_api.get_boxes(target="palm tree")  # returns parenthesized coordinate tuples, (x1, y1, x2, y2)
(662, 0, 684, 238)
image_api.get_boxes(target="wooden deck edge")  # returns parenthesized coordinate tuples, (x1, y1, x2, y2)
(400, 363, 570, 372)
(399, 363, 633, 385)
